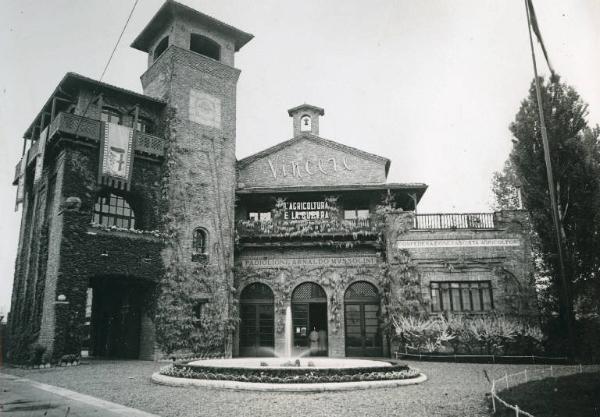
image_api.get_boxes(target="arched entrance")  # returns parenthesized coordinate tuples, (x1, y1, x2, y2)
(292, 282, 328, 356)
(239, 283, 275, 357)
(344, 281, 382, 357)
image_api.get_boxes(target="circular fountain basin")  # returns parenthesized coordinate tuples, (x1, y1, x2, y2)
(188, 357, 393, 369)
(152, 357, 427, 392)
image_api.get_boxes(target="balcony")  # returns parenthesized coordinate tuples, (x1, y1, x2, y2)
(48, 112, 166, 158)
(413, 213, 495, 230)
(236, 217, 381, 245)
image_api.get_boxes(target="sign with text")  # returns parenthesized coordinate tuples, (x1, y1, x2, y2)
(283, 201, 331, 220)
(396, 239, 521, 249)
(240, 256, 379, 268)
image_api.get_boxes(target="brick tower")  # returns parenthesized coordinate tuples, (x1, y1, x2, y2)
(131, 1, 253, 355)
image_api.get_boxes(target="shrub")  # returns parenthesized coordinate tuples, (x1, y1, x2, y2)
(28, 344, 46, 365)
(59, 354, 79, 364)
(393, 314, 544, 355)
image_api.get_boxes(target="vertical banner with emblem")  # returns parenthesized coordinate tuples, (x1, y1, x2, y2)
(15, 156, 27, 211)
(33, 127, 48, 185)
(98, 122, 134, 190)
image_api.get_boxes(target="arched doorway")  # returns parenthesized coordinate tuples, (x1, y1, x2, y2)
(292, 282, 328, 356)
(239, 283, 275, 357)
(344, 281, 382, 357)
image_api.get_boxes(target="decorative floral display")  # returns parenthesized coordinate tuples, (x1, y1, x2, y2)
(159, 362, 419, 384)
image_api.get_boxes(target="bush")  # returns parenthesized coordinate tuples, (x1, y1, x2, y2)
(28, 344, 46, 365)
(59, 354, 79, 364)
(394, 315, 544, 355)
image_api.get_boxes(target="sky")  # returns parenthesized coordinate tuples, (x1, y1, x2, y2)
(0, 0, 599, 317)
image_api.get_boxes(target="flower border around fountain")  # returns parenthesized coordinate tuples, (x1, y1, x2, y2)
(152, 306, 426, 391)
(152, 358, 427, 392)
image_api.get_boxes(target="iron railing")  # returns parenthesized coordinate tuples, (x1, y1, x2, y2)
(48, 112, 166, 157)
(413, 213, 495, 230)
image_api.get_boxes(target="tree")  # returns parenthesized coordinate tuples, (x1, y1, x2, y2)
(500, 76, 600, 348)
(491, 159, 521, 211)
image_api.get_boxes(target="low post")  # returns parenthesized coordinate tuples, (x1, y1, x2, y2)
(515, 404, 520, 416)
(579, 364, 583, 373)
(524, 369, 528, 382)
(550, 365, 553, 377)
(491, 382, 496, 413)
(505, 372, 509, 389)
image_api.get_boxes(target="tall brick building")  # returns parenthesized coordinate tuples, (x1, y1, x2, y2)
(8, 1, 536, 361)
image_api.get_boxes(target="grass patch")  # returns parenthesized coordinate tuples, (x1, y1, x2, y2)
(495, 372, 600, 417)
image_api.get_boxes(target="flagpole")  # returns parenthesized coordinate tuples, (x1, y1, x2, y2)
(524, 0, 574, 356)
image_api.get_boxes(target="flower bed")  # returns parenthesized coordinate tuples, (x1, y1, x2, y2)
(160, 361, 419, 384)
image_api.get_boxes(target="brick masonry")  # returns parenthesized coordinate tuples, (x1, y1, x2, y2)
(8, 2, 538, 363)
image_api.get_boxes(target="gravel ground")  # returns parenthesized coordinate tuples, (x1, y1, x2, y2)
(2, 359, 559, 417)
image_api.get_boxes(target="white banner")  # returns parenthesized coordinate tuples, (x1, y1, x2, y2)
(397, 239, 521, 249)
(240, 255, 379, 269)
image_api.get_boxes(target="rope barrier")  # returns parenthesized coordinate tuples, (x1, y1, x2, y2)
(489, 364, 600, 416)
(395, 351, 569, 363)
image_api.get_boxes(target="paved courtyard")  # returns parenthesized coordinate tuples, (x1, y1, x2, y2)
(1, 360, 554, 417)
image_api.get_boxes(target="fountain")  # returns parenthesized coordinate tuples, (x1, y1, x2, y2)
(284, 305, 293, 358)
(152, 300, 426, 391)
(153, 350, 426, 391)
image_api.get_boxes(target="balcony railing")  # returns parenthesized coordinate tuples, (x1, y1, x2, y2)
(48, 112, 166, 157)
(237, 217, 379, 240)
(413, 213, 495, 230)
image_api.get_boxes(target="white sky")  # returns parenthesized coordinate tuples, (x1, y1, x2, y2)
(0, 0, 598, 316)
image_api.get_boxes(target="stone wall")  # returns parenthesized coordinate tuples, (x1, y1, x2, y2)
(390, 210, 537, 318)
(235, 247, 386, 358)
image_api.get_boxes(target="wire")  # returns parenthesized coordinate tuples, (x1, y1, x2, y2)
(72, 0, 140, 138)
(100, 0, 140, 81)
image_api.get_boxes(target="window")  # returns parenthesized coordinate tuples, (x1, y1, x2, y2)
(192, 228, 208, 263)
(248, 212, 271, 221)
(45, 175, 57, 222)
(153, 36, 169, 61)
(344, 209, 370, 220)
(100, 108, 122, 125)
(134, 117, 154, 134)
(92, 193, 136, 229)
(300, 115, 312, 132)
(193, 302, 204, 321)
(190, 34, 220, 61)
(430, 281, 493, 312)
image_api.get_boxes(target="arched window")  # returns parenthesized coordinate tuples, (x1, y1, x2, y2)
(300, 115, 312, 132)
(101, 108, 122, 125)
(192, 228, 208, 263)
(292, 282, 326, 302)
(240, 283, 275, 356)
(344, 281, 382, 357)
(153, 36, 169, 61)
(93, 193, 136, 229)
(241, 283, 274, 302)
(190, 34, 220, 61)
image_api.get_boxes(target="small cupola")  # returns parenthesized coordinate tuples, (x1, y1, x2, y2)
(288, 104, 324, 137)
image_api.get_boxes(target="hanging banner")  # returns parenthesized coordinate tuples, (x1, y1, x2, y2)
(98, 122, 134, 190)
(15, 156, 26, 211)
(283, 201, 331, 220)
(34, 126, 48, 185)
